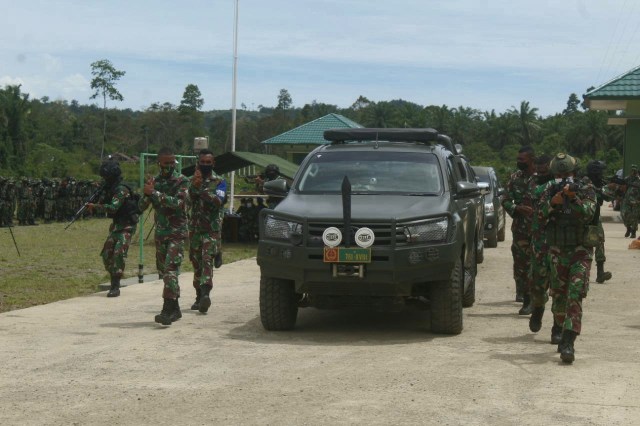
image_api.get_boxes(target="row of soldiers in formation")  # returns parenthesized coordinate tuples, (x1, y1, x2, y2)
(502, 148, 640, 365)
(88, 149, 284, 327)
(0, 176, 103, 227)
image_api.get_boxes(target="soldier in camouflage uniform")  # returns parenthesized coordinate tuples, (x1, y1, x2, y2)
(87, 160, 139, 297)
(586, 160, 613, 283)
(188, 149, 227, 313)
(2, 178, 17, 226)
(17, 177, 36, 225)
(0, 177, 6, 227)
(528, 155, 554, 333)
(501, 146, 536, 315)
(256, 164, 286, 209)
(537, 153, 596, 364)
(621, 164, 640, 238)
(42, 178, 56, 223)
(139, 147, 189, 326)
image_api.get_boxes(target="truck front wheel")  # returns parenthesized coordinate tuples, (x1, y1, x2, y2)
(430, 256, 463, 335)
(260, 277, 298, 330)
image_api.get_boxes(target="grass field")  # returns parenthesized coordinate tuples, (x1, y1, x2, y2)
(0, 218, 257, 313)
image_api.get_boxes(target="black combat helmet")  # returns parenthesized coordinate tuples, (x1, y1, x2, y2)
(264, 164, 280, 180)
(586, 160, 606, 187)
(99, 159, 121, 182)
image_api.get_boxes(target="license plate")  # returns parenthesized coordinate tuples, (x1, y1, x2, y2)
(323, 247, 371, 263)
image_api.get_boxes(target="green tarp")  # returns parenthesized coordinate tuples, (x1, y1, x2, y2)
(182, 151, 299, 179)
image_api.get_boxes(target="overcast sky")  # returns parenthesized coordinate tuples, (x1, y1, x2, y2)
(2, 0, 639, 116)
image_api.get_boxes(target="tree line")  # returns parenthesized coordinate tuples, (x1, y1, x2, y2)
(0, 60, 624, 182)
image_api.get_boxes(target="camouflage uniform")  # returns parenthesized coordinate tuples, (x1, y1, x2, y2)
(139, 169, 189, 299)
(188, 173, 226, 293)
(621, 173, 640, 234)
(501, 169, 536, 299)
(17, 178, 36, 225)
(1, 179, 17, 226)
(529, 179, 552, 308)
(539, 179, 596, 335)
(95, 184, 138, 280)
(43, 179, 57, 223)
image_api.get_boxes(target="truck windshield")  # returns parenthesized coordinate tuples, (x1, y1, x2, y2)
(297, 151, 442, 194)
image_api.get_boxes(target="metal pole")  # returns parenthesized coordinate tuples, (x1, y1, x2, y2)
(229, 0, 239, 213)
(138, 153, 145, 282)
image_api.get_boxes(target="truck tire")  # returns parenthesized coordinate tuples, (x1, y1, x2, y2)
(463, 244, 476, 308)
(260, 277, 298, 331)
(430, 256, 463, 334)
(486, 231, 498, 248)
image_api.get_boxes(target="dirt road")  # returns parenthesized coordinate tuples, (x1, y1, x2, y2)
(1, 211, 640, 425)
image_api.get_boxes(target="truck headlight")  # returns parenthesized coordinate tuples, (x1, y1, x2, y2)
(484, 202, 494, 213)
(403, 217, 448, 243)
(264, 216, 303, 244)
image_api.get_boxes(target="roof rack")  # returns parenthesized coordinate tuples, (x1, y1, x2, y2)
(323, 128, 458, 154)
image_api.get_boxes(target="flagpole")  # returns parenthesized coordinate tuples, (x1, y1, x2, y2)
(229, 0, 239, 213)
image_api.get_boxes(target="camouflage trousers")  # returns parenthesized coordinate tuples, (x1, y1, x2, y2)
(155, 235, 186, 299)
(511, 234, 532, 296)
(101, 225, 136, 279)
(549, 244, 593, 334)
(44, 200, 56, 222)
(529, 244, 550, 308)
(595, 220, 606, 263)
(189, 232, 220, 290)
(621, 200, 640, 230)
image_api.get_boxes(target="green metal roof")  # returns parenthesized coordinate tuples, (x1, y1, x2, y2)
(585, 65, 640, 99)
(262, 113, 363, 145)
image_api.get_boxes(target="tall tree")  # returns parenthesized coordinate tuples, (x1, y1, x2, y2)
(509, 100, 540, 146)
(276, 88, 292, 126)
(0, 85, 31, 166)
(563, 93, 580, 115)
(179, 84, 204, 113)
(90, 59, 125, 160)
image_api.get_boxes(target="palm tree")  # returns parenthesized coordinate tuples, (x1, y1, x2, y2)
(509, 100, 540, 146)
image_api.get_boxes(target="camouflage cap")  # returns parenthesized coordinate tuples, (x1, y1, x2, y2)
(550, 152, 577, 175)
(632, 164, 639, 171)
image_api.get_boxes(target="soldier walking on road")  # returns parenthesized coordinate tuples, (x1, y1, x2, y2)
(501, 146, 536, 315)
(139, 147, 190, 326)
(586, 160, 613, 284)
(188, 149, 227, 313)
(87, 159, 140, 297)
(528, 155, 554, 333)
(538, 153, 597, 364)
(621, 164, 640, 238)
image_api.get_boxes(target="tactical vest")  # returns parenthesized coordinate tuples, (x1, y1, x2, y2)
(106, 184, 141, 225)
(545, 212, 586, 247)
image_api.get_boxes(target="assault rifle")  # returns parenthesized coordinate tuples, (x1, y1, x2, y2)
(608, 175, 640, 189)
(551, 178, 579, 214)
(243, 173, 264, 183)
(64, 184, 105, 230)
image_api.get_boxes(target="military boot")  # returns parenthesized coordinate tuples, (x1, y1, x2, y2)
(551, 324, 562, 346)
(625, 227, 631, 237)
(107, 276, 121, 298)
(632, 229, 637, 239)
(214, 252, 223, 269)
(529, 307, 544, 332)
(199, 286, 212, 313)
(595, 261, 612, 284)
(190, 288, 202, 310)
(559, 330, 578, 364)
(170, 298, 182, 322)
(518, 294, 532, 315)
(154, 299, 174, 326)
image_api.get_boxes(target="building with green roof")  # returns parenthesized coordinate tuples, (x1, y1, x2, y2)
(262, 113, 362, 164)
(584, 65, 640, 174)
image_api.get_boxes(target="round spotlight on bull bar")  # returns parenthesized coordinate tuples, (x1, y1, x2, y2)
(322, 227, 342, 247)
(354, 227, 375, 248)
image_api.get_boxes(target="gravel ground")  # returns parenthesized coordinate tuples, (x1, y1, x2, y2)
(1, 210, 639, 425)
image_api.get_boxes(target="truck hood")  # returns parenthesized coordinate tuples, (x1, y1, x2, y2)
(276, 193, 451, 221)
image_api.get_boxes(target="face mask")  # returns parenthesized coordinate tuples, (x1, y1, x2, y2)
(199, 165, 213, 176)
(160, 166, 174, 176)
(516, 162, 528, 171)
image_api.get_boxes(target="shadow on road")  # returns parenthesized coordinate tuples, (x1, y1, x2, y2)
(225, 309, 459, 346)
